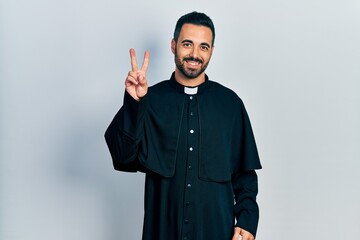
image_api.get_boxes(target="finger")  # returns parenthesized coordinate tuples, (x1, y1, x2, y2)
(128, 70, 138, 80)
(130, 48, 139, 71)
(234, 227, 241, 234)
(242, 236, 254, 240)
(136, 71, 147, 85)
(126, 71, 139, 83)
(239, 229, 254, 240)
(232, 227, 241, 240)
(141, 50, 150, 72)
(125, 75, 139, 86)
(231, 234, 239, 240)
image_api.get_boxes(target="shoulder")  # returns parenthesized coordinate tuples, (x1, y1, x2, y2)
(147, 80, 174, 98)
(207, 80, 244, 105)
(149, 79, 170, 91)
(147, 79, 181, 103)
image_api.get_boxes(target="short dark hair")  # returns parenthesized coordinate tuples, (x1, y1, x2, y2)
(173, 11, 215, 46)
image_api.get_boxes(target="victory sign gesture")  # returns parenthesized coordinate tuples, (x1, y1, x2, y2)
(125, 48, 150, 101)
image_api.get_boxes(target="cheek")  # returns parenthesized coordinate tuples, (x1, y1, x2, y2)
(177, 51, 189, 59)
(201, 53, 211, 62)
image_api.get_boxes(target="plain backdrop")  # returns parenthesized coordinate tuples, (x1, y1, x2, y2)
(1, 0, 359, 239)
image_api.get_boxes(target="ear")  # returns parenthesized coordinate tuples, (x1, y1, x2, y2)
(171, 39, 176, 54)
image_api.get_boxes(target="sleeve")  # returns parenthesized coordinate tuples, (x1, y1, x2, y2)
(232, 170, 260, 237)
(231, 99, 262, 237)
(238, 100, 262, 171)
(104, 91, 149, 172)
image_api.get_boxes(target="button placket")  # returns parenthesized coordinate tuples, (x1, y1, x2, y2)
(182, 95, 198, 240)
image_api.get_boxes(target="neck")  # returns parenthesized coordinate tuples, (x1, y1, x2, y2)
(174, 69, 206, 87)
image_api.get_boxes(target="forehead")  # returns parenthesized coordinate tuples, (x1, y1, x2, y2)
(178, 23, 213, 44)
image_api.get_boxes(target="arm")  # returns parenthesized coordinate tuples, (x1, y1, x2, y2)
(104, 48, 150, 172)
(104, 91, 149, 172)
(231, 99, 262, 239)
(232, 170, 259, 239)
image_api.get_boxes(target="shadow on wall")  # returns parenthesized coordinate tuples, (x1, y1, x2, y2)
(54, 105, 145, 239)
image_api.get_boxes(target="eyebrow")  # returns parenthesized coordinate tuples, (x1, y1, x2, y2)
(181, 39, 211, 48)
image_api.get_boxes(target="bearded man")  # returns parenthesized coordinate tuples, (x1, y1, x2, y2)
(105, 11, 262, 240)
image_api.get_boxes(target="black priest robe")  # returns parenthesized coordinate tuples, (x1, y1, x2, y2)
(105, 73, 262, 240)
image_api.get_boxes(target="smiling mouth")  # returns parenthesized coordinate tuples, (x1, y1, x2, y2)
(186, 60, 201, 66)
(184, 57, 203, 68)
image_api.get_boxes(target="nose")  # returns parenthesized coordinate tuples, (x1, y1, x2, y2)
(190, 46, 200, 59)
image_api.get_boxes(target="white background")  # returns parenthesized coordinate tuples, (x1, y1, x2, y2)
(1, 0, 360, 239)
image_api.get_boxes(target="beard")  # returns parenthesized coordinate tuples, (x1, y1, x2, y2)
(174, 49, 209, 79)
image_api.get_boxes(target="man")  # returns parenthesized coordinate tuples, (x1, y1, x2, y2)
(105, 11, 262, 240)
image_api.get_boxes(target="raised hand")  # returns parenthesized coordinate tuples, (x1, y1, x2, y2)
(125, 48, 150, 101)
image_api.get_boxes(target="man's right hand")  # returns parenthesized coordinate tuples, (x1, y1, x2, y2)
(125, 48, 150, 101)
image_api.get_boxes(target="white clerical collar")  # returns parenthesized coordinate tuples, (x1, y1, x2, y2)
(184, 86, 198, 95)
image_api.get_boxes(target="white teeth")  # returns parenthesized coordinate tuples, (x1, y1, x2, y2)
(187, 61, 199, 66)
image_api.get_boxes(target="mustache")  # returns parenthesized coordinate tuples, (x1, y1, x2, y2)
(183, 57, 203, 64)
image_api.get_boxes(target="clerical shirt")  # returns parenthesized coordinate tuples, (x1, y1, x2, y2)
(105, 73, 262, 240)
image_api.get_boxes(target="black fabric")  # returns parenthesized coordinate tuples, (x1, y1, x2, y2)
(105, 73, 262, 239)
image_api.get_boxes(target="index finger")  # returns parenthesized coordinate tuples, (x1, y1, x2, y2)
(141, 50, 150, 72)
(130, 48, 139, 71)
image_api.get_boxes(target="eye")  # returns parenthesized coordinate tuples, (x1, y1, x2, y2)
(183, 42, 192, 48)
(200, 45, 210, 51)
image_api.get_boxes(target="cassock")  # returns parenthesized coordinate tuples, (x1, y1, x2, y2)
(105, 73, 262, 240)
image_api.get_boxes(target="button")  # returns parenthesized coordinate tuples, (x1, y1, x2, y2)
(189, 96, 193, 100)
(190, 112, 194, 116)
(187, 183, 191, 188)
(188, 165, 192, 169)
(190, 129, 194, 134)
(189, 147, 193, 151)
(184, 219, 189, 224)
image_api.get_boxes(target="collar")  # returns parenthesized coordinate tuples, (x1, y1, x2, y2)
(169, 72, 210, 95)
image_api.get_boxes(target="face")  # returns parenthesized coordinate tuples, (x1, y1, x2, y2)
(172, 24, 214, 79)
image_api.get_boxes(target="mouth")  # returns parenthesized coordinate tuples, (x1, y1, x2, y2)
(184, 58, 203, 67)
(186, 60, 200, 66)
